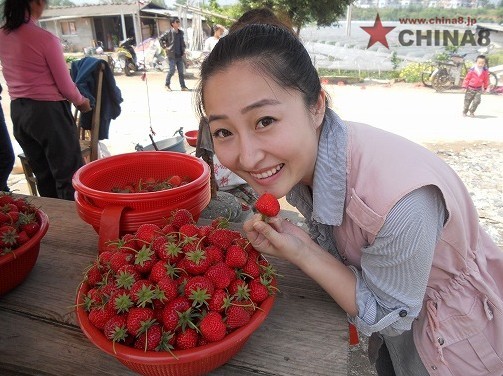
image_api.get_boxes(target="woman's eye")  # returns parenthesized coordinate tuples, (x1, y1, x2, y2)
(257, 117, 274, 129)
(212, 128, 232, 138)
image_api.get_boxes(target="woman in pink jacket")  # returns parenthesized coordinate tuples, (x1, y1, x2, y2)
(461, 55, 490, 117)
(0, 0, 91, 200)
(195, 23, 503, 375)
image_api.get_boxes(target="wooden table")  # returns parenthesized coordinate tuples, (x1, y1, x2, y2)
(0, 196, 349, 375)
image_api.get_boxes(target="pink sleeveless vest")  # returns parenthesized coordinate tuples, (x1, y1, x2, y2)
(334, 122, 503, 375)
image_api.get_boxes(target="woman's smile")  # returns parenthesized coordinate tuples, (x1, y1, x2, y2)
(249, 163, 284, 180)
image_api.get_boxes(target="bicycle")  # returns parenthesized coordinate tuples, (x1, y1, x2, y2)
(422, 53, 498, 92)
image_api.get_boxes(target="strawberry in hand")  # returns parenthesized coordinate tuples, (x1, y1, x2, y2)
(254, 193, 280, 220)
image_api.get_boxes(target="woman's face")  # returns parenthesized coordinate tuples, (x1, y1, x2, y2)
(203, 62, 325, 198)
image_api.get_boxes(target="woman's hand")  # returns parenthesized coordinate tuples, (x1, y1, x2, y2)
(76, 97, 92, 113)
(243, 213, 315, 263)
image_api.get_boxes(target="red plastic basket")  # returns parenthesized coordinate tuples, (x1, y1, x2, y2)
(72, 152, 210, 211)
(184, 130, 198, 147)
(76, 283, 275, 376)
(75, 186, 211, 235)
(0, 210, 49, 296)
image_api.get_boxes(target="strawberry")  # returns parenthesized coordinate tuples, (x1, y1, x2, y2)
(242, 258, 261, 279)
(255, 193, 280, 218)
(225, 245, 248, 268)
(16, 230, 30, 245)
(207, 289, 230, 313)
(207, 228, 241, 250)
(205, 244, 224, 265)
(205, 262, 234, 289)
(134, 245, 158, 274)
(175, 328, 199, 350)
(130, 280, 157, 307)
(184, 276, 214, 307)
(149, 260, 169, 283)
(103, 315, 128, 343)
(86, 263, 103, 287)
(249, 278, 270, 304)
(170, 209, 194, 230)
(199, 312, 227, 342)
(135, 223, 161, 245)
(0, 225, 18, 248)
(109, 252, 133, 273)
(152, 237, 184, 264)
(168, 175, 182, 187)
(88, 304, 116, 330)
(134, 323, 163, 351)
(183, 248, 211, 275)
(179, 223, 200, 239)
(115, 264, 142, 290)
(156, 276, 179, 303)
(162, 296, 191, 332)
(225, 305, 251, 329)
(109, 289, 134, 314)
(126, 307, 156, 336)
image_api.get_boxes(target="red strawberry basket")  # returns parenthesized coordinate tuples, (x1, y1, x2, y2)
(76, 282, 275, 376)
(0, 209, 49, 296)
(72, 152, 211, 249)
(72, 151, 210, 211)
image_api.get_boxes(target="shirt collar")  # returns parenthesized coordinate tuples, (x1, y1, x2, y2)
(287, 109, 347, 226)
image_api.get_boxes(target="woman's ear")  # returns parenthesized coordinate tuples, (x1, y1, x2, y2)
(313, 90, 326, 129)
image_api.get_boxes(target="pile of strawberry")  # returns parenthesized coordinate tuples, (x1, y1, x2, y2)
(110, 175, 191, 193)
(0, 193, 41, 256)
(79, 209, 277, 353)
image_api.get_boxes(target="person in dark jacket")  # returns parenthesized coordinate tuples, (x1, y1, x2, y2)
(159, 17, 189, 91)
(0, 83, 15, 192)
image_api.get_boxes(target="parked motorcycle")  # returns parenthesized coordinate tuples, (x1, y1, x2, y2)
(115, 37, 139, 76)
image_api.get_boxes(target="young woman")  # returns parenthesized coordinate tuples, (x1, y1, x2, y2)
(195, 24, 503, 375)
(0, 0, 91, 200)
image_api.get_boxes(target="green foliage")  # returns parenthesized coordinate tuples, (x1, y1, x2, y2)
(237, 0, 353, 34)
(65, 55, 80, 63)
(487, 51, 503, 66)
(49, 0, 75, 6)
(390, 51, 401, 70)
(398, 62, 428, 82)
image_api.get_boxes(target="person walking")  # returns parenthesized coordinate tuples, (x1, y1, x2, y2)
(160, 17, 189, 91)
(0, 0, 91, 200)
(0, 83, 15, 192)
(462, 55, 490, 117)
(195, 23, 503, 375)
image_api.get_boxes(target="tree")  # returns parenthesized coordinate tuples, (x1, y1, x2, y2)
(237, 0, 353, 35)
(50, 0, 76, 6)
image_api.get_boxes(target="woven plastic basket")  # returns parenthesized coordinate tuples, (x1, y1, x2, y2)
(76, 282, 275, 376)
(73, 152, 210, 211)
(0, 210, 49, 296)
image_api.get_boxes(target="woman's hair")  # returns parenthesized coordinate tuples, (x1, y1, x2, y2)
(228, 8, 293, 35)
(1, 0, 44, 32)
(195, 24, 325, 119)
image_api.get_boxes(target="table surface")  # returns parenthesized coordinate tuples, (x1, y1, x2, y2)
(0, 195, 349, 376)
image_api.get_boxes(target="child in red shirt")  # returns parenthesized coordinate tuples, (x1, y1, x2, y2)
(462, 55, 489, 117)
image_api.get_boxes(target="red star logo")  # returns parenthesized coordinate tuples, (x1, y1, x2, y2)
(361, 14, 395, 49)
